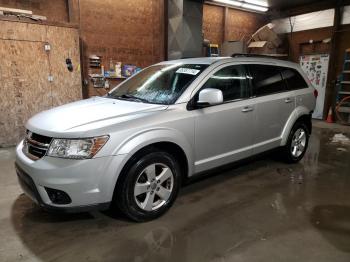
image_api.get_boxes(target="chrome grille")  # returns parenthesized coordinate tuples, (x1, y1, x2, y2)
(23, 130, 52, 160)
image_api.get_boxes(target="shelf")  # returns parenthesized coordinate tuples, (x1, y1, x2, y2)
(343, 71, 350, 74)
(88, 74, 127, 79)
(105, 76, 126, 79)
(339, 91, 350, 95)
(341, 81, 350, 85)
(338, 107, 350, 113)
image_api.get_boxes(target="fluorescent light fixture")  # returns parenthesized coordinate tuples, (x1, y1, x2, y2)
(242, 3, 268, 12)
(212, 0, 242, 7)
(212, 0, 268, 12)
(244, 0, 268, 7)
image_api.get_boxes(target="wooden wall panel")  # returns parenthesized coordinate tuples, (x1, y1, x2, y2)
(0, 0, 166, 98)
(0, 21, 46, 41)
(0, 20, 82, 146)
(0, 0, 68, 23)
(46, 26, 82, 107)
(286, 27, 332, 63)
(203, 4, 224, 46)
(0, 40, 51, 146)
(226, 8, 267, 42)
(79, 0, 165, 97)
(203, 4, 267, 47)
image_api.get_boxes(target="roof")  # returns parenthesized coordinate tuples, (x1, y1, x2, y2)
(158, 57, 228, 65)
(158, 56, 299, 69)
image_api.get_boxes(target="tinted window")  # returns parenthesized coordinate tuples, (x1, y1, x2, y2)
(280, 68, 309, 90)
(249, 65, 286, 96)
(201, 65, 248, 102)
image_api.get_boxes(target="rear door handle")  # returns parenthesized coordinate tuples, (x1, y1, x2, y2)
(285, 98, 293, 103)
(241, 106, 254, 112)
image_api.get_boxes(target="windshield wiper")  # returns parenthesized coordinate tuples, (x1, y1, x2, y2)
(117, 94, 149, 103)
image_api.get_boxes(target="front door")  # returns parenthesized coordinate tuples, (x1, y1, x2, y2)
(193, 64, 255, 173)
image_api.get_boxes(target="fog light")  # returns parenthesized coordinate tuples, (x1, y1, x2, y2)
(45, 187, 72, 204)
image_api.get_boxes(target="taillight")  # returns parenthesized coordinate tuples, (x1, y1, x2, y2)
(313, 89, 318, 98)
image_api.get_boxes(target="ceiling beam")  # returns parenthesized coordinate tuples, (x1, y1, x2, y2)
(269, 0, 350, 19)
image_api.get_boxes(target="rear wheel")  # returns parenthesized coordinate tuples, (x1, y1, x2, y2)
(114, 151, 181, 222)
(282, 122, 309, 163)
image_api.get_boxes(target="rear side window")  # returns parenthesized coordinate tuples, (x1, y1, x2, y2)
(280, 68, 309, 90)
(201, 65, 249, 102)
(248, 65, 286, 97)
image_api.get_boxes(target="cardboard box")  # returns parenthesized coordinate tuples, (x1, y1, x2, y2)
(247, 23, 283, 55)
(248, 41, 277, 54)
(221, 41, 246, 56)
(251, 23, 282, 48)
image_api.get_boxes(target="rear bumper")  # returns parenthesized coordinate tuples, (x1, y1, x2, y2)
(15, 163, 110, 213)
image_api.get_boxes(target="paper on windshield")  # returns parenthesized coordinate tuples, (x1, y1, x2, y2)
(176, 68, 200, 75)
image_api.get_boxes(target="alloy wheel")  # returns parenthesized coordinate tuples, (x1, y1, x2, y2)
(291, 128, 307, 157)
(134, 163, 174, 211)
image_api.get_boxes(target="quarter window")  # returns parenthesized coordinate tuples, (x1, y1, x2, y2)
(280, 68, 309, 90)
(201, 65, 248, 102)
(249, 65, 286, 96)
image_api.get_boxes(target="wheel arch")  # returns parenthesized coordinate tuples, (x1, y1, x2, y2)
(111, 140, 190, 207)
(121, 141, 189, 180)
(281, 106, 312, 146)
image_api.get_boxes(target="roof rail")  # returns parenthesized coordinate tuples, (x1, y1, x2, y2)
(231, 53, 288, 59)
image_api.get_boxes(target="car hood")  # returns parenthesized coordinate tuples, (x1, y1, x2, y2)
(26, 97, 168, 136)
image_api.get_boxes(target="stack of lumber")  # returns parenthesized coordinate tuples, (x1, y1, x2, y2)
(0, 6, 47, 21)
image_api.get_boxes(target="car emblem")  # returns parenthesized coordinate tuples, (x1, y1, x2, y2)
(27, 131, 32, 139)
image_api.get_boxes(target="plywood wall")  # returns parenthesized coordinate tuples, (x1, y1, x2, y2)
(0, 0, 69, 23)
(226, 8, 267, 42)
(203, 4, 225, 46)
(203, 4, 267, 47)
(0, 21, 82, 146)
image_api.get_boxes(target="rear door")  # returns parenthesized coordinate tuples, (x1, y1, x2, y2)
(280, 67, 313, 114)
(247, 64, 296, 154)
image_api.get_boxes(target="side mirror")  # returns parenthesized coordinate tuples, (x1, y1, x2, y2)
(197, 88, 223, 107)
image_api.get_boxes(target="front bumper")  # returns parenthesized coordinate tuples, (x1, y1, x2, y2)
(15, 163, 110, 213)
(15, 140, 125, 212)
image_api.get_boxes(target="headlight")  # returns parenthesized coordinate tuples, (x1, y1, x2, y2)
(47, 136, 109, 159)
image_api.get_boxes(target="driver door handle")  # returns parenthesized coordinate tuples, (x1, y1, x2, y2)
(285, 98, 293, 103)
(242, 106, 254, 112)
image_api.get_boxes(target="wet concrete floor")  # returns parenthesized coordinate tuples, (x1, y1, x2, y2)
(1, 122, 350, 261)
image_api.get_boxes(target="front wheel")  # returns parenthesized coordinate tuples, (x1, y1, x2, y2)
(114, 151, 181, 222)
(281, 122, 309, 163)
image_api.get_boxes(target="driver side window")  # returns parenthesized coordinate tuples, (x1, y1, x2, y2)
(201, 65, 248, 102)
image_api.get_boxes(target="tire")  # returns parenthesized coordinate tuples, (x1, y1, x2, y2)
(114, 150, 181, 222)
(281, 122, 309, 163)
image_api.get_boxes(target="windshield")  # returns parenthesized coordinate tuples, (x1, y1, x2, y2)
(107, 63, 208, 104)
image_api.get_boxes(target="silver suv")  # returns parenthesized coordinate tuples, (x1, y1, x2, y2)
(15, 56, 316, 221)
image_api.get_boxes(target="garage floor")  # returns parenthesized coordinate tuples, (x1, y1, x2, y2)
(1, 121, 350, 262)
